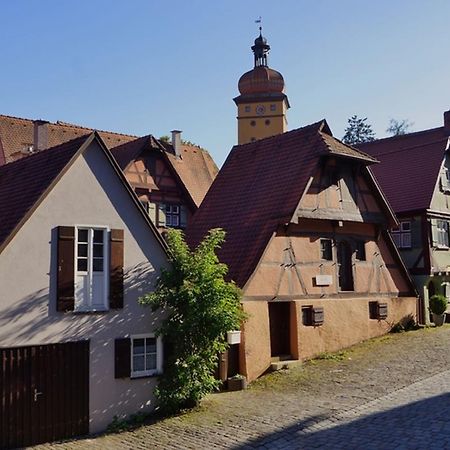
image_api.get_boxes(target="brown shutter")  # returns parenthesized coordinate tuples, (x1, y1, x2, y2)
(110, 229, 124, 309)
(158, 204, 166, 227)
(57, 226, 75, 312)
(114, 338, 131, 378)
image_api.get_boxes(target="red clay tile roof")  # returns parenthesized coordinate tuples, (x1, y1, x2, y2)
(187, 120, 377, 288)
(0, 114, 217, 207)
(0, 114, 136, 164)
(0, 135, 88, 249)
(357, 127, 448, 214)
(112, 136, 218, 207)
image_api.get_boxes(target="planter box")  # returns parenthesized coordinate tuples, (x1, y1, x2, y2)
(433, 312, 446, 327)
(227, 331, 241, 345)
(227, 377, 247, 391)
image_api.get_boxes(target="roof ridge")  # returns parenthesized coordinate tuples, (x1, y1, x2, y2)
(0, 114, 138, 139)
(362, 126, 444, 146)
(369, 136, 448, 157)
(233, 120, 327, 150)
(54, 120, 138, 138)
(0, 134, 91, 173)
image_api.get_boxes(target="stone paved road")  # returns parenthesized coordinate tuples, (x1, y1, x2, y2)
(36, 326, 450, 449)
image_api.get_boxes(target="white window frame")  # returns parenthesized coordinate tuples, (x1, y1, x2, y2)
(130, 334, 163, 378)
(74, 225, 109, 312)
(436, 219, 450, 248)
(165, 204, 181, 228)
(391, 221, 412, 249)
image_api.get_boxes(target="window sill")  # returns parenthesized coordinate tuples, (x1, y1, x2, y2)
(434, 246, 450, 251)
(73, 307, 109, 314)
(130, 371, 162, 379)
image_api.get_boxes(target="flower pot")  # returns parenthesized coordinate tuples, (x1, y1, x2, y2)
(432, 312, 446, 327)
(227, 377, 247, 391)
(227, 331, 241, 345)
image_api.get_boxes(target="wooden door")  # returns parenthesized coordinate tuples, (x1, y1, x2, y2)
(337, 241, 354, 291)
(269, 302, 291, 357)
(0, 341, 89, 449)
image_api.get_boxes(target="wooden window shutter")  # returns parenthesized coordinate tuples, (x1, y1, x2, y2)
(180, 205, 188, 228)
(110, 229, 124, 309)
(148, 202, 157, 224)
(431, 219, 438, 247)
(57, 226, 75, 312)
(114, 338, 131, 378)
(158, 204, 166, 227)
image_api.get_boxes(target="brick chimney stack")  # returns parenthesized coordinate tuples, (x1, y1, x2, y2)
(171, 130, 182, 159)
(33, 120, 49, 151)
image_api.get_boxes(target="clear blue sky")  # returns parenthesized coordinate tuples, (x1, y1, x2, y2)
(2, 1, 450, 166)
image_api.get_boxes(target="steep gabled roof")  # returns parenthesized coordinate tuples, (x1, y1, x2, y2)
(111, 136, 218, 207)
(358, 127, 448, 214)
(187, 120, 378, 288)
(0, 133, 167, 254)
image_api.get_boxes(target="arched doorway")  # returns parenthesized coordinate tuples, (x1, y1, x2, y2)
(337, 240, 354, 291)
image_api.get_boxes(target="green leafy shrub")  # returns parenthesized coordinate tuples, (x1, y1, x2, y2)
(140, 228, 246, 414)
(429, 294, 447, 315)
(390, 314, 417, 333)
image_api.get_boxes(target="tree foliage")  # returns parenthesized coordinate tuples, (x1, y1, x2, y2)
(386, 118, 413, 136)
(140, 228, 246, 414)
(342, 115, 376, 145)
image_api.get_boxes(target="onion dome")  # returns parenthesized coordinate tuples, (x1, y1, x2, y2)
(238, 66, 285, 95)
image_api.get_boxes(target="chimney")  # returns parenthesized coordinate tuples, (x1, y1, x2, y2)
(33, 120, 49, 151)
(444, 111, 450, 134)
(171, 130, 182, 158)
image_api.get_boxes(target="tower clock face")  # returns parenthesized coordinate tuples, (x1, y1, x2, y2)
(255, 104, 266, 115)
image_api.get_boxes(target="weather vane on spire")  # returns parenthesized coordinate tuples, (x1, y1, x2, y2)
(255, 16, 262, 33)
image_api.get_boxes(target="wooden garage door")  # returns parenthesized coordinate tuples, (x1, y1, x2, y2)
(0, 341, 89, 449)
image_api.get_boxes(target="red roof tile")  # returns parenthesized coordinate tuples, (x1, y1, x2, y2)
(187, 120, 376, 288)
(358, 127, 448, 213)
(0, 114, 137, 165)
(0, 135, 88, 249)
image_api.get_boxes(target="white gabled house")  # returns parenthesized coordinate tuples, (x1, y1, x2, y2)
(0, 132, 168, 447)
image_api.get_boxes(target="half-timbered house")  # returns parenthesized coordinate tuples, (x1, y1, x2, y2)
(0, 115, 218, 231)
(358, 110, 450, 324)
(187, 120, 417, 381)
(0, 133, 168, 447)
(111, 131, 218, 232)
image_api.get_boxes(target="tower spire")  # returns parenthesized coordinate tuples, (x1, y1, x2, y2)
(251, 19, 270, 67)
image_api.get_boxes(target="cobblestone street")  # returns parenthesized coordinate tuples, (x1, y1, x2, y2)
(36, 326, 450, 449)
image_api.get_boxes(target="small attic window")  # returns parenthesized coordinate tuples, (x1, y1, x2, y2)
(245, 105, 251, 113)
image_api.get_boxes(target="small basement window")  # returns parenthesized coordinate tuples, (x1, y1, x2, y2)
(302, 305, 313, 326)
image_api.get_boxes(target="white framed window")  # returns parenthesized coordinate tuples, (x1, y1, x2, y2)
(165, 204, 180, 228)
(391, 221, 411, 249)
(131, 334, 163, 378)
(436, 219, 450, 248)
(75, 226, 109, 311)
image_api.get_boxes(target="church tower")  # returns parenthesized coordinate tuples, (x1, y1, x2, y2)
(234, 28, 290, 145)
